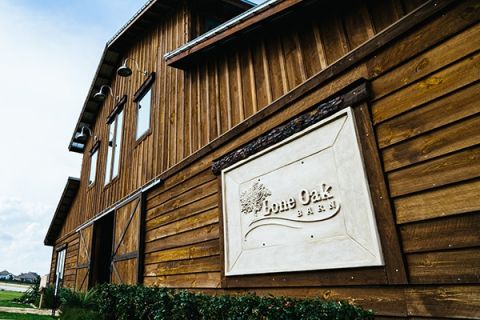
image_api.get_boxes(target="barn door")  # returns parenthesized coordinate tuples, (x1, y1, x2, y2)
(75, 225, 93, 291)
(110, 196, 143, 284)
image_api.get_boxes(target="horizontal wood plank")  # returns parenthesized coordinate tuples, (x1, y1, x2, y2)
(376, 82, 480, 149)
(388, 146, 480, 197)
(371, 22, 480, 100)
(144, 239, 220, 264)
(149, 161, 213, 200)
(146, 168, 215, 205)
(225, 268, 387, 288)
(144, 272, 221, 288)
(144, 255, 221, 276)
(145, 208, 219, 242)
(405, 285, 480, 318)
(146, 193, 218, 231)
(367, 0, 480, 79)
(144, 223, 219, 253)
(64, 269, 77, 277)
(395, 179, 480, 224)
(372, 52, 479, 124)
(400, 212, 480, 253)
(146, 179, 218, 218)
(382, 114, 480, 172)
(407, 248, 480, 284)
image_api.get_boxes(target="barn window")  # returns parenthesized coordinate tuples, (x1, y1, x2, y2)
(133, 73, 155, 142)
(54, 247, 66, 294)
(135, 88, 152, 140)
(88, 142, 100, 186)
(105, 97, 126, 185)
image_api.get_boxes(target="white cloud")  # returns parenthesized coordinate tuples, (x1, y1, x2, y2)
(0, 198, 52, 275)
(0, 0, 139, 275)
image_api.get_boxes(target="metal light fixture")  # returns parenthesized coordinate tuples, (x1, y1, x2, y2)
(74, 125, 93, 143)
(117, 57, 148, 77)
(93, 85, 119, 102)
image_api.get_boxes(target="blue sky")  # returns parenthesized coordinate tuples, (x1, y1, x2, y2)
(13, 0, 141, 29)
(0, 0, 268, 276)
(0, 0, 143, 276)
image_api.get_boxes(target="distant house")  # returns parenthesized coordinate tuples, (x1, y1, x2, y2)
(17, 272, 40, 283)
(39, 274, 49, 289)
(0, 270, 13, 280)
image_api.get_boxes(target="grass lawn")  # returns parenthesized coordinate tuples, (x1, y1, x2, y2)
(0, 311, 56, 319)
(0, 290, 32, 308)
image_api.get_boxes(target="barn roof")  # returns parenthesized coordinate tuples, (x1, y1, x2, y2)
(68, 0, 253, 153)
(163, 0, 336, 69)
(164, 0, 296, 68)
(44, 177, 80, 246)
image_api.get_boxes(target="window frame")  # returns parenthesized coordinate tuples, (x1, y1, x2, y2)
(88, 141, 100, 187)
(133, 72, 156, 144)
(104, 96, 127, 186)
(54, 245, 67, 295)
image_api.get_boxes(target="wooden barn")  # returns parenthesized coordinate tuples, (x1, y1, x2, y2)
(44, 0, 480, 318)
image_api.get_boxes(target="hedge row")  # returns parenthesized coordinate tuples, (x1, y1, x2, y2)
(59, 284, 373, 320)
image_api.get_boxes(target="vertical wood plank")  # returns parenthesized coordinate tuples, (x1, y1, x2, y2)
(317, 10, 350, 64)
(342, 0, 375, 49)
(264, 35, 288, 100)
(366, 0, 404, 33)
(354, 104, 408, 284)
(240, 48, 255, 118)
(252, 41, 271, 110)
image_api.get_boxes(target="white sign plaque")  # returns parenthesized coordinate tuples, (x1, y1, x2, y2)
(221, 108, 384, 276)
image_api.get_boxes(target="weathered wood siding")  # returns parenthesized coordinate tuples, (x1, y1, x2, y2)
(50, 232, 79, 289)
(56, 0, 419, 239)
(142, 1, 480, 318)
(75, 224, 93, 291)
(49, 0, 480, 318)
(111, 196, 142, 285)
(370, 20, 480, 291)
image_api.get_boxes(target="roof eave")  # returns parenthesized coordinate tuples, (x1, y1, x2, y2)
(68, 0, 253, 153)
(164, 0, 305, 69)
(44, 177, 81, 246)
(68, 45, 113, 154)
(68, 0, 176, 153)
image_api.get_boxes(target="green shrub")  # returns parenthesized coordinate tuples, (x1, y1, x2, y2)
(52, 284, 374, 319)
(90, 284, 373, 320)
(59, 307, 100, 320)
(59, 288, 97, 310)
(41, 285, 61, 310)
(13, 284, 61, 310)
(14, 282, 40, 305)
(58, 288, 100, 319)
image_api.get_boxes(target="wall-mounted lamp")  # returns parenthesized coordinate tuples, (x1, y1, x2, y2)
(74, 125, 93, 143)
(93, 85, 119, 102)
(117, 57, 149, 77)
